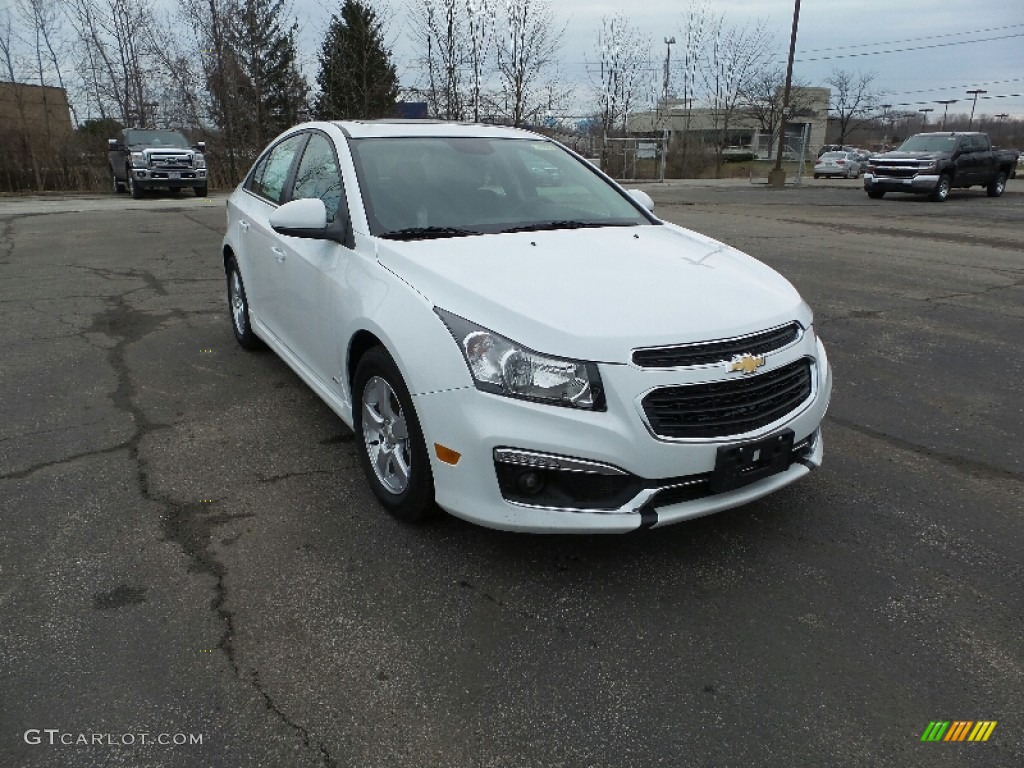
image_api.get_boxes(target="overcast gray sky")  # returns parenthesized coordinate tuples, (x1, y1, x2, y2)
(293, 0, 1024, 119)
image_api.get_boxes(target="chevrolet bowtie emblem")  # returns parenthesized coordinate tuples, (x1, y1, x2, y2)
(728, 353, 766, 374)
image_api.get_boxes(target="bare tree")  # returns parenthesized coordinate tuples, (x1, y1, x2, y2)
(494, 0, 561, 127)
(64, 0, 159, 126)
(412, 0, 466, 120)
(739, 65, 816, 154)
(0, 9, 44, 189)
(593, 14, 650, 138)
(464, 0, 493, 122)
(827, 68, 879, 145)
(696, 13, 773, 175)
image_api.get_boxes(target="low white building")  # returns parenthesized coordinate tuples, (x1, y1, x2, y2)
(628, 87, 831, 159)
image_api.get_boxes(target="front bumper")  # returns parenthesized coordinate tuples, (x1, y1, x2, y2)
(863, 172, 939, 192)
(133, 167, 207, 188)
(414, 337, 832, 533)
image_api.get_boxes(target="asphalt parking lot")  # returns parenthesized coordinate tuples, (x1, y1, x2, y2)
(1, 180, 1021, 767)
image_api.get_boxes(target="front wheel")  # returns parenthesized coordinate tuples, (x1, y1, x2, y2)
(353, 347, 435, 523)
(987, 172, 1007, 197)
(195, 185, 208, 197)
(930, 174, 951, 202)
(226, 257, 262, 350)
(128, 170, 143, 199)
(867, 189, 885, 199)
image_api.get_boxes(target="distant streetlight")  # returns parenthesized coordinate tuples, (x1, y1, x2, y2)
(919, 107, 933, 130)
(879, 103, 893, 147)
(936, 99, 958, 130)
(966, 89, 987, 129)
(770, 0, 802, 188)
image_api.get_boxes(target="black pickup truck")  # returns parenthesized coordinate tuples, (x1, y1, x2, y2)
(863, 132, 1018, 201)
(109, 129, 209, 199)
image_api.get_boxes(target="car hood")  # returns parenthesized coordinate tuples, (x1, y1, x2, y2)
(374, 224, 810, 363)
(872, 151, 949, 162)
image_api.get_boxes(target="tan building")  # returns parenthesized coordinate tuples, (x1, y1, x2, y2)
(0, 82, 74, 149)
(629, 87, 831, 158)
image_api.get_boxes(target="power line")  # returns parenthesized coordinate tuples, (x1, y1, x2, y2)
(796, 23, 1024, 55)
(794, 32, 1024, 63)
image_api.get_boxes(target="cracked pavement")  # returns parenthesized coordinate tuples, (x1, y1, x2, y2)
(1, 187, 1021, 767)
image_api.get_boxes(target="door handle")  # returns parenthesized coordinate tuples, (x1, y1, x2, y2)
(239, 220, 250, 232)
(272, 247, 286, 263)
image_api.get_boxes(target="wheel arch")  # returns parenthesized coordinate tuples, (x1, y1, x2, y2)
(347, 329, 387, 393)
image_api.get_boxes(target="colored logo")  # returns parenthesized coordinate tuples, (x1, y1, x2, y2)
(727, 353, 765, 375)
(921, 721, 997, 742)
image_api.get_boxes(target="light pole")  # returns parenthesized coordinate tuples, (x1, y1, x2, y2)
(936, 100, 957, 130)
(879, 103, 893, 147)
(966, 89, 987, 129)
(769, 0, 802, 188)
(918, 107, 933, 130)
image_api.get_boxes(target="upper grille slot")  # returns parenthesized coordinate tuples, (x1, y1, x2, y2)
(632, 323, 801, 368)
(641, 358, 813, 439)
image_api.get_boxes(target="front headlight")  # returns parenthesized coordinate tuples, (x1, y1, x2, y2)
(436, 309, 604, 410)
(193, 153, 206, 168)
(130, 151, 145, 166)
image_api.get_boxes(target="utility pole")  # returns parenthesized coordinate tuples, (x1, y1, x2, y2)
(966, 89, 987, 129)
(659, 37, 675, 182)
(919, 107, 933, 130)
(769, 0, 801, 188)
(936, 100, 957, 130)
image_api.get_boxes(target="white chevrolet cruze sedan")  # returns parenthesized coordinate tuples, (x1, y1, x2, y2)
(222, 121, 832, 533)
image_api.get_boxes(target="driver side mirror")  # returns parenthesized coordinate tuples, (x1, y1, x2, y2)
(107, 139, 122, 152)
(194, 141, 206, 152)
(269, 198, 350, 246)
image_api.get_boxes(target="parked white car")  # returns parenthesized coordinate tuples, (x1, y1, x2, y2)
(814, 151, 862, 179)
(222, 121, 832, 533)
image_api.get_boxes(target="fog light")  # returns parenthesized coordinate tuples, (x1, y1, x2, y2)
(515, 470, 545, 496)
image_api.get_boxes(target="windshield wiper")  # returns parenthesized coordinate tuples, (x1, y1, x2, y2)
(378, 226, 480, 241)
(499, 220, 637, 234)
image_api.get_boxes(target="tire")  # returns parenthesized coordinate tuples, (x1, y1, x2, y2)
(813, 174, 820, 179)
(353, 346, 435, 523)
(930, 174, 951, 202)
(112, 170, 125, 194)
(226, 257, 263, 350)
(867, 189, 885, 199)
(987, 172, 1007, 198)
(128, 170, 143, 199)
(195, 185, 208, 197)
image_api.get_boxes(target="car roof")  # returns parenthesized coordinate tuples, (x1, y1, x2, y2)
(327, 120, 543, 140)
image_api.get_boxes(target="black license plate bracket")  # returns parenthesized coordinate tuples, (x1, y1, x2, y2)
(710, 430, 794, 494)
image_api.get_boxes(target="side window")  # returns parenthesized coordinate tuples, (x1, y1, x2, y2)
(253, 134, 306, 204)
(291, 133, 345, 223)
(245, 153, 270, 194)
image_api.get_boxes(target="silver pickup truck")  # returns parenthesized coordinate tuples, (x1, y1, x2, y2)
(109, 129, 209, 199)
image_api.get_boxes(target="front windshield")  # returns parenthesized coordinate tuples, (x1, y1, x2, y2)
(348, 136, 652, 238)
(896, 135, 957, 153)
(125, 130, 191, 148)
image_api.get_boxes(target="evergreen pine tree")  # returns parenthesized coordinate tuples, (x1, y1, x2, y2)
(227, 0, 310, 149)
(315, 0, 399, 119)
